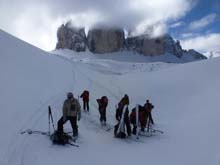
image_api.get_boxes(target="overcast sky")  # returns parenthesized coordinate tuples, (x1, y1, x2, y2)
(0, 0, 219, 56)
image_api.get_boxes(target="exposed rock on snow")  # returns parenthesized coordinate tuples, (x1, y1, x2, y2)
(126, 34, 207, 60)
(184, 49, 207, 60)
(56, 22, 87, 52)
(87, 28, 125, 53)
(164, 35, 183, 58)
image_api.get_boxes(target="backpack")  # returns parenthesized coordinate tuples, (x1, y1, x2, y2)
(50, 131, 71, 145)
(102, 96, 108, 104)
(130, 110, 136, 124)
(84, 90, 89, 96)
(114, 123, 126, 139)
(116, 132, 126, 139)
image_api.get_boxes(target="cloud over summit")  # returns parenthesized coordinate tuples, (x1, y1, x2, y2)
(0, 0, 195, 50)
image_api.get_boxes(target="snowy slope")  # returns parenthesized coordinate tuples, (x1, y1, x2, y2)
(0, 29, 75, 164)
(1, 29, 220, 165)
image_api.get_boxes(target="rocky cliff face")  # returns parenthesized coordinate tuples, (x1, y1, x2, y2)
(126, 35, 165, 56)
(126, 34, 207, 60)
(87, 28, 125, 53)
(56, 22, 86, 52)
(55, 22, 207, 62)
(163, 35, 183, 58)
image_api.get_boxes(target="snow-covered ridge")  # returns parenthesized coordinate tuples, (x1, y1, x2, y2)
(1, 29, 220, 165)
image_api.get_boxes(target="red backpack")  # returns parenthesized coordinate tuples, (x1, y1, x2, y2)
(83, 90, 89, 100)
(102, 96, 108, 104)
(85, 90, 89, 96)
(130, 110, 136, 124)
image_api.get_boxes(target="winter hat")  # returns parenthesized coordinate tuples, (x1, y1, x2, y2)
(67, 92, 73, 98)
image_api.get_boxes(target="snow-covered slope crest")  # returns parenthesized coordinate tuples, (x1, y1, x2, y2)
(53, 49, 176, 75)
(1, 29, 220, 165)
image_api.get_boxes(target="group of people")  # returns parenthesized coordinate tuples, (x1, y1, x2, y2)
(56, 90, 154, 138)
(114, 94, 154, 138)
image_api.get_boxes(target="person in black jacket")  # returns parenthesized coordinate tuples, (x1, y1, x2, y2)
(114, 94, 131, 138)
(144, 99, 154, 129)
(115, 94, 129, 121)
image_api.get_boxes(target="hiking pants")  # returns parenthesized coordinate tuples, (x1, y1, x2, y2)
(83, 101, 89, 111)
(99, 108, 106, 122)
(57, 116, 78, 136)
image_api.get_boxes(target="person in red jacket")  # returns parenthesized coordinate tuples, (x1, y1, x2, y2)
(80, 90, 89, 112)
(130, 105, 147, 134)
(97, 96, 108, 125)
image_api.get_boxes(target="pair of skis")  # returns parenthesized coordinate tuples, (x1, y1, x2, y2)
(82, 111, 113, 132)
(98, 121, 112, 131)
(21, 129, 79, 147)
(20, 106, 53, 137)
(116, 105, 128, 137)
(20, 129, 49, 136)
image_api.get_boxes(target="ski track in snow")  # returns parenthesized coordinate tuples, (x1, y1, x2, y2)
(3, 54, 124, 165)
(4, 91, 71, 165)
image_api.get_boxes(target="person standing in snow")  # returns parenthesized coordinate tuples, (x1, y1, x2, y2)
(130, 105, 147, 134)
(80, 90, 90, 112)
(57, 92, 81, 137)
(96, 96, 108, 125)
(144, 99, 154, 126)
(115, 94, 129, 121)
(114, 94, 131, 138)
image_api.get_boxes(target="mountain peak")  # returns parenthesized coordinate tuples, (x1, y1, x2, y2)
(55, 23, 207, 63)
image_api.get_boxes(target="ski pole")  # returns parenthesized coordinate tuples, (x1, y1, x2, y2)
(147, 116, 150, 132)
(135, 104, 139, 139)
(48, 106, 51, 135)
(48, 106, 55, 131)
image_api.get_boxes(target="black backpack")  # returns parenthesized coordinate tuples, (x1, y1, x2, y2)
(114, 123, 127, 139)
(50, 131, 71, 145)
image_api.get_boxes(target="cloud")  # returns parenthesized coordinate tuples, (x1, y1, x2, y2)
(170, 21, 184, 28)
(181, 33, 198, 38)
(180, 33, 220, 57)
(0, 0, 195, 50)
(188, 13, 217, 30)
